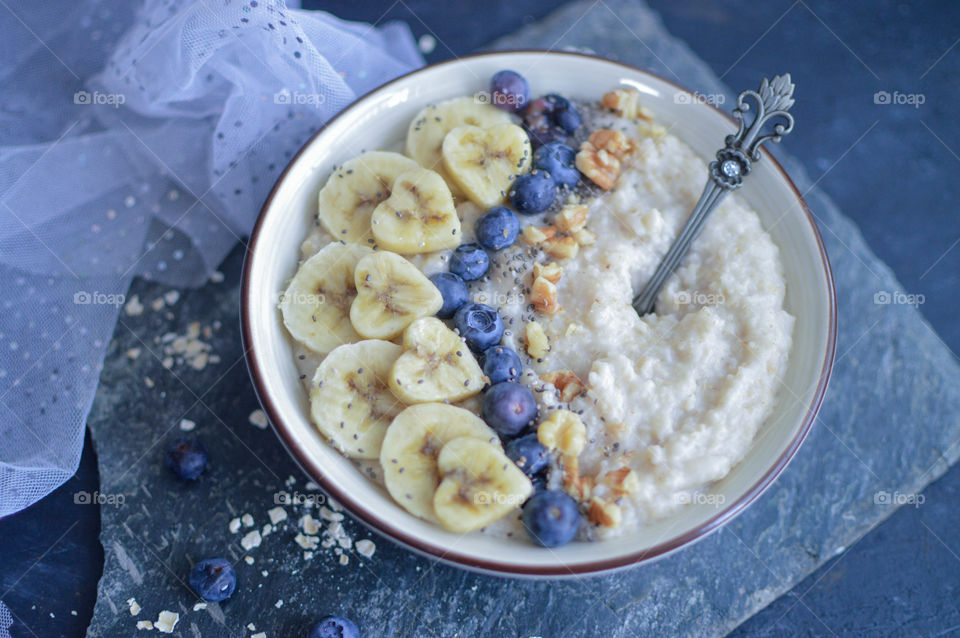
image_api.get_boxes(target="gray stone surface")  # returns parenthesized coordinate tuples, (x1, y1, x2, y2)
(87, 1, 960, 636)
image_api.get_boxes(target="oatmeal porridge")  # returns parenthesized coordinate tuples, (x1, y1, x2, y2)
(278, 69, 793, 546)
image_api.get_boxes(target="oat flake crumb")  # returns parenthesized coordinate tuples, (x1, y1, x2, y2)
(249, 409, 268, 429)
(240, 530, 262, 550)
(355, 539, 376, 558)
(267, 506, 287, 524)
(136, 620, 154, 630)
(155, 610, 179, 633)
(126, 597, 141, 616)
(241, 513, 254, 527)
(228, 517, 241, 533)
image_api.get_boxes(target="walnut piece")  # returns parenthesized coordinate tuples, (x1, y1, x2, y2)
(524, 320, 550, 359)
(537, 409, 586, 457)
(576, 130, 635, 190)
(587, 497, 623, 528)
(555, 204, 589, 233)
(545, 236, 580, 260)
(530, 276, 561, 315)
(541, 370, 584, 402)
(601, 467, 640, 495)
(532, 261, 562, 283)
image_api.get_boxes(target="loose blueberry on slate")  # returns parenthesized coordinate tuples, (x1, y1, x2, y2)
(506, 433, 549, 476)
(522, 97, 565, 148)
(429, 272, 469, 319)
(509, 170, 556, 214)
(448, 243, 489, 281)
(522, 490, 580, 548)
(481, 381, 538, 437)
(189, 558, 236, 602)
(454, 302, 503, 352)
(544, 93, 582, 133)
(307, 615, 360, 638)
(533, 142, 580, 188)
(475, 206, 520, 251)
(482, 345, 523, 384)
(164, 438, 208, 480)
(490, 69, 529, 112)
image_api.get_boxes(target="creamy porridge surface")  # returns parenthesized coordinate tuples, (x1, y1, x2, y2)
(284, 89, 793, 543)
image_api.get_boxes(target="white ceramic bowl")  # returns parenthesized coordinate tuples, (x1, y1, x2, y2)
(242, 51, 836, 578)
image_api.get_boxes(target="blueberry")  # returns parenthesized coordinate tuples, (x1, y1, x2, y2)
(530, 473, 548, 492)
(429, 272, 469, 319)
(454, 302, 503, 352)
(522, 490, 580, 547)
(307, 615, 360, 638)
(164, 438, 208, 480)
(533, 142, 580, 188)
(448, 243, 489, 281)
(189, 558, 236, 602)
(509, 171, 556, 215)
(481, 381, 537, 437)
(482, 345, 523, 384)
(475, 206, 520, 251)
(506, 433, 549, 476)
(544, 94, 581, 133)
(522, 97, 565, 149)
(490, 70, 529, 112)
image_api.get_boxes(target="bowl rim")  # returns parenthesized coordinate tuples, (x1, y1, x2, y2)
(240, 49, 838, 577)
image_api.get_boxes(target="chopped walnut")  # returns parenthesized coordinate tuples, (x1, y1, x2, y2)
(601, 467, 640, 495)
(525, 321, 550, 359)
(589, 129, 634, 157)
(587, 497, 623, 528)
(541, 370, 584, 402)
(555, 204, 589, 233)
(576, 143, 620, 190)
(530, 276, 561, 315)
(537, 409, 586, 457)
(571, 228, 597, 246)
(564, 465, 594, 502)
(521, 225, 557, 245)
(532, 261, 562, 283)
(542, 235, 579, 260)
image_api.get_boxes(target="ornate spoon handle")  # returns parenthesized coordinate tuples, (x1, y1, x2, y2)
(631, 74, 796, 316)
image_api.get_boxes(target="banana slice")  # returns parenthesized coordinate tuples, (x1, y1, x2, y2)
(380, 403, 499, 522)
(434, 437, 533, 533)
(280, 242, 373, 354)
(441, 123, 532, 208)
(389, 317, 484, 404)
(309, 340, 403, 459)
(370, 168, 461, 254)
(349, 251, 443, 339)
(317, 151, 420, 243)
(405, 97, 511, 197)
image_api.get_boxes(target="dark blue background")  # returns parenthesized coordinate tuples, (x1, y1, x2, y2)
(3, 1, 958, 636)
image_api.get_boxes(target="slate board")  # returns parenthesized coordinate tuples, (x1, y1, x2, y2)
(86, 1, 960, 636)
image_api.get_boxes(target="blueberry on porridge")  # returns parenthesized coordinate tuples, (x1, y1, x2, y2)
(279, 70, 793, 547)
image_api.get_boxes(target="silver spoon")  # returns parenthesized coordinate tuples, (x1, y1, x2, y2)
(631, 74, 796, 316)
